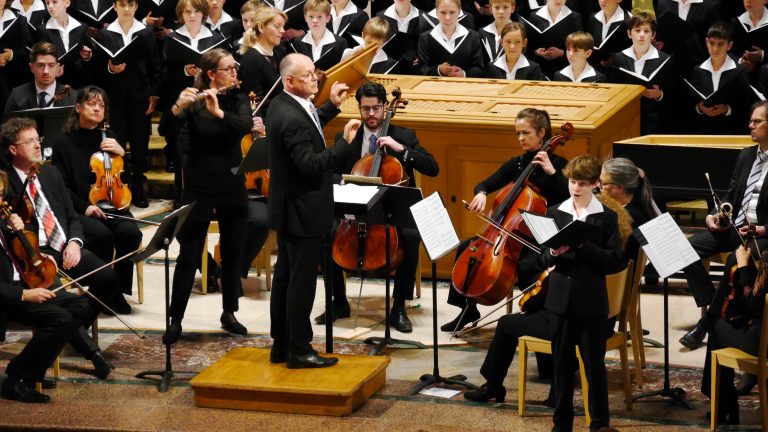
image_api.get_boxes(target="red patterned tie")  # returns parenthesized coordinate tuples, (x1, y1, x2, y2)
(27, 180, 66, 251)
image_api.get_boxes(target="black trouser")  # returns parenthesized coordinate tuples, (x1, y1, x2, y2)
(551, 311, 610, 432)
(241, 199, 270, 278)
(271, 232, 324, 355)
(5, 291, 91, 383)
(109, 99, 151, 181)
(170, 187, 247, 321)
(327, 225, 419, 306)
(79, 214, 142, 296)
(447, 238, 543, 309)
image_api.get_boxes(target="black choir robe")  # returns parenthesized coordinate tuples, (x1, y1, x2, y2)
(377, 4, 422, 74)
(654, 0, 721, 75)
(418, 8, 475, 34)
(487, 54, 547, 80)
(10, 0, 48, 37)
(207, 12, 243, 49)
(328, 2, 367, 49)
(522, 6, 582, 78)
(261, 0, 307, 32)
(36, 15, 92, 88)
(0, 9, 33, 95)
(587, 7, 631, 67)
(478, 22, 504, 66)
(290, 30, 347, 71)
(135, 0, 179, 36)
(417, 25, 485, 77)
(68, 0, 116, 31)
(730, 9, 768, 71)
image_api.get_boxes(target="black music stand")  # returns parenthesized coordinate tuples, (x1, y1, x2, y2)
(2, 106, 73, 158)
(133, 203, 195, 393)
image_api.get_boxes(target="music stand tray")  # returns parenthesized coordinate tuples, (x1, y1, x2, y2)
(232, 135, 270, 176)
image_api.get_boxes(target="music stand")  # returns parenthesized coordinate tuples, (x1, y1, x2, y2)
(133, 203, 196, 393)
(232, 135, 270, 199)
(2, 106, 73, 157)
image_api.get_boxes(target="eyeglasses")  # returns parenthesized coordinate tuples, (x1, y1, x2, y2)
(598, 179, 615, 189)
(291, 69, 319, 82)
(749, 118, 767, 126)
(15, 136, 43, 147)
(84, 100, 105, 109)
(217, 65, 238, 74)
(360, 104, 384, 114)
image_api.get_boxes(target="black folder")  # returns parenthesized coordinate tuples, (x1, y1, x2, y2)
(69, 7, 117, 28)
(682, 77, 744, 108)
(90, 36, 143, 64)
(615, 56, 672, 87)
(381, 31, 411, 59)
(165, 36, 229, 65)
(521, 211, 601, 249)
(57, 42, 82, 64)
(591, 22, 629, 62)
(655, 11, 696, 54)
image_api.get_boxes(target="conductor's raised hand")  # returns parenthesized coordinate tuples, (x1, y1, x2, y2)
(329, 81, 349, 108)
(343, 119, 361, 144)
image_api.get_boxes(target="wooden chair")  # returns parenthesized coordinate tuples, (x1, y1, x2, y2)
(518, 261, 635, 424)
(206, 222, 276, 293)
(710, 294, 768, 431)
(627, 248, 647, 387)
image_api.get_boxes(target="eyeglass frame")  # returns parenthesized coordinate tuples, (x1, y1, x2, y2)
(359, 104, 384, 114)
(216, 65, 238, 74)
(14, 136, 44, 147)
(290, 69, 319, 82)
(749, 118, 767, 126)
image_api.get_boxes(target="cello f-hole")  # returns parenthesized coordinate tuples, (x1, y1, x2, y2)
(492, 233, 503, 256)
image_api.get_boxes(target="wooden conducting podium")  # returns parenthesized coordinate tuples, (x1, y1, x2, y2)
(323, 75, 644, 278)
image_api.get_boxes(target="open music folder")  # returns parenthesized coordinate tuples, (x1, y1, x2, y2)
(520, 211, 600, 249)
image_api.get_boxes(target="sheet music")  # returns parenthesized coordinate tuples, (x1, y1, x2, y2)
(409, 192, 460, 261)
(520, 211, 559, 243)
(637, 212, 699, 279)
(333, 183, 379, 204)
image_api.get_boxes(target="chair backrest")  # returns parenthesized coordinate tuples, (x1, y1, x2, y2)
(606, 259, 634, 320)
(759, 294, 768, 369)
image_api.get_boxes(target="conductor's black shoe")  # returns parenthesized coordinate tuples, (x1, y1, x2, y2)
(270, 345, 287, 363)
(91, 351, 113, 380)
(464, 383, 506, 403)
(736, 373, 758, 395)
(1, 378, 50, 403)
(440, 307, 480, 332)
(391, 306, 413, 333)
(111, 294, 132, 315)
(314, 302, 351, 325)
(286, 353, 339, 369)
(220, 312, 247, 335)
(162, 320, 182, 345)
(679, 324, 706, 349)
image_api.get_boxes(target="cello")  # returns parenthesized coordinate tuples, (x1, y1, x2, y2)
(451, 122, 573, 306)
(89, 123, 132, 211)
(331, 87, 409, 272)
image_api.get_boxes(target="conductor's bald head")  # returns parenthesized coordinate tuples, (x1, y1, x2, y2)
(280, 54, 319, 99)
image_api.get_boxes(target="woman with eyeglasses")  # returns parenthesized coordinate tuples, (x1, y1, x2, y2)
(163, 48, 252, 345)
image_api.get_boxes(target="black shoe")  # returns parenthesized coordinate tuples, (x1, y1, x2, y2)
(542, 389, 556, 408)
(40, 378, 56, 389)
(111, 294, 132, 315)
(391, 306, 413, 333)
(464, 383, 506, 403)
(220, 312, 247, 335)
(132, 184, 149, 208)
(162, 320, 182, 345)
(314, 303, 351, 325)
(286, 353, 339, 369)
(206, 257, 221, 293)
(736, 373, 758, 396)
(91, 351, 114, 380)
(705, 409, 740, 425)
(441, 306, 480, 332)
(679, 324, 706, 349)
(270, 344, 287, 364)
(1, 378, 50, 403)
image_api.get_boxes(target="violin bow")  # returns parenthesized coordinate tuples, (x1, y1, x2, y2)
(252, 76, 282, 116)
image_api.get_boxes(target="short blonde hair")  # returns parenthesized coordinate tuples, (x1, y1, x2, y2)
(565, 31, 593, 51)
(304, 0, 330, 15)
(240, 0, 262, 15)
(176, 0, 209, 23)
(362, 17, 389, 43)
(435, 0, 461, 10)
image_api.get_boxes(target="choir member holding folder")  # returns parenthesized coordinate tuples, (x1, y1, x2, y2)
(0, 0, 34, 103)
(586, 0, 630, 70)
(521, 0, 582, 78)
(37, 0, 93, 88)
(9, 0, 48, 36)
(376, 0, 423, 75)
(477, 0, 514, 65)
(417, 0, 484, 77)
(68, 0, 117, 36)
(654, 0, 720, 74)
(730, 0, 768, 77)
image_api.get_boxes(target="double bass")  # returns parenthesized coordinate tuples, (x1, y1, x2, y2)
(331, 88, 409, 272)
(89, 123, 132, 210)
(451, 123, 574, 306)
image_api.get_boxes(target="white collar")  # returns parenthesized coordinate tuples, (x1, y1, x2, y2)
(1, 9, 16, 23)
(481, 22, 499, 36)
(493, 54, 529, 75)
(594, 6, 626, 27)
(700, 55, 737, 74)
(206, 10, 233, 30)
(738, 8, 768, 30)
(559, 63, 597, 82)
(34, 82, 56, 98)
(176, 25, 213, 42)
(301, 27, 337, 48)
(331, 0, 358, 20)
(11, 0, 45, 15)
(45, 14, 81, 34)
(106, 18, 145, 37)
(557, 194, 604, 220)
(622, 44, 659, 62)
(429, 23, 468, 52)
(535, 4, 572, 26)
(383, 3, 420, 23)
(371, 47, 388, 65)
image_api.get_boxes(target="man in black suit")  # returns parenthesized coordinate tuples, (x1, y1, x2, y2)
(4, 42, 77, 113)
(316, 82, 439, 333)
(680, 101, 768, 349)
(266, 53, 353, 369)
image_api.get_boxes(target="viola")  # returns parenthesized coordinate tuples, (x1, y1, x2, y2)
(518, 268, 550, 312)
(241, 92, 270, 197)
(89, 123, 132, 211)
(331, 87, 409, 272)
(0, 200, 56, 289)
(721, 225, 757, 321)
(12, 164, 41, 224)
(450, 122, 574, 306)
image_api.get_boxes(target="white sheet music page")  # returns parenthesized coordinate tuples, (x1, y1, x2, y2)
(637, 212, 699, 279)
(520, 211, 559, 244)
(410, 192, 460, 261)
(333, 183, 380, 204)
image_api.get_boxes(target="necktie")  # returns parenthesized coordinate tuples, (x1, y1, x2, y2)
(309, 105, 322, 131)
(38, 92, 47, 109)
(27, 180, 66, 251)
(368, 134, 378, 155)
(0, 229, 24, 280)
(734, 153, 766, 226)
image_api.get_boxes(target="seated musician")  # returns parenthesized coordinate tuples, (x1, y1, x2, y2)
(680, 101, 768, 349)
(4, 42, 77, 113)
(699, 244, 766, 426)
(442, 108, 568, 332)
(1, 119, 121, 381)
(51, 86, 142, 315)
(317, 82, 439, 333)
(487, 22, 547, 80)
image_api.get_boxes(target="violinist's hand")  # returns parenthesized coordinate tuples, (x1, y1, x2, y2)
(22, 288, 55, 303)
(7, 213, 24, 231)
(42, 253, 58, 271)
(550, 245, 570, 256)
(184, 64, 198, 77)
(282, 28, 304, 41)
(532, 151, 556, 175)
(101, 137, 125, 156)
(62, 241, 81, 270)
(738, 224, 766, 237)
(468, 192, 487, 213)
(108, 60, 126, 74)
(342, 119, 361, 144)
(252, 116, 265, 135)
(85, 205, 107, 220)
(145, 11, 164, 27)
(145, 96, 158, 115)
(706, 214, 728, 232)
(329, 81, 350, 108)
(736, 244, 751, 268)
(643, 85, 663, 100)
(201, 88, 224, 118)
(378, 136, 405, 153)
(79, 45, 92, 61)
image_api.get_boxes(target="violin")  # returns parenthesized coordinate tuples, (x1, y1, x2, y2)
(0, 200, 57, 289)
(451, 122, 573, 306)
(241, 92, 270, 197)
(331, 87, 409, 272)
(12, 164, 41, 224)
(43, 85, 72, 108)
(88, 123, 132, 211)
(518, 268, 550, 312)
(721, 224, 757, 322)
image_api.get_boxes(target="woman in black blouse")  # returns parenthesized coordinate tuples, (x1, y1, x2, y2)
(163, 48, 252, 344)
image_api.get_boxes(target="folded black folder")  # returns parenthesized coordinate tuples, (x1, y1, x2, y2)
(615, 56, 672, 87)
(69, 7, 117, 29)
(90, 36, 143, 64)
(682, 76, 743, 108)
(591, 22, 630, 62)
(165, 36, 230, 65)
